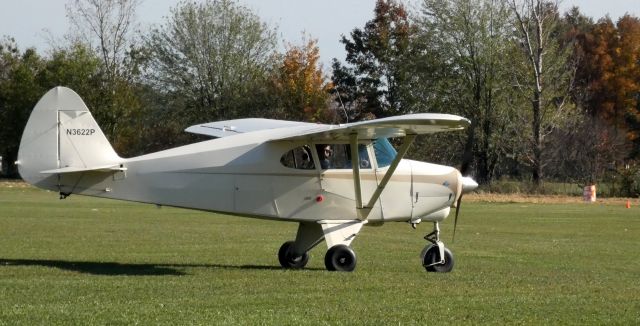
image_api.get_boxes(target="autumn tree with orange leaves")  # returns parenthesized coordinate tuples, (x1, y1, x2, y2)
(570, 14, 640, 157)
(272, 37, 332, 122)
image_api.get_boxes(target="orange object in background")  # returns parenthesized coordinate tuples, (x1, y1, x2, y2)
(583, 185, 596, 202)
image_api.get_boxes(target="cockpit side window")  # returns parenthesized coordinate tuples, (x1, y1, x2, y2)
(280, 145, 315, 170)
(373, 138, 397, 168)
(316, 143, 371, 169)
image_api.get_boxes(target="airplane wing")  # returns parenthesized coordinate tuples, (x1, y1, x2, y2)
(185, 118, 316, 138)
(186, 114, 469, 141)
(185, 113, 470, 141)
(265, 113, 470, 142)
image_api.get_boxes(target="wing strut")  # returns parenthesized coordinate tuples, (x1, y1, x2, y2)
(350, 133, 363, 211)
(355, 134, 417, 220)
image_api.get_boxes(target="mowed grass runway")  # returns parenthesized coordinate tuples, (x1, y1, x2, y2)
(1, 185, 638, 324)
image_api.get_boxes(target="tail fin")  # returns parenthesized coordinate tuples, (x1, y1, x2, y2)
(17, 87, 121, 190)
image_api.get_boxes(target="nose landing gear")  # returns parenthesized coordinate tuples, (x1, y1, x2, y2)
(420, 222, 454, 273)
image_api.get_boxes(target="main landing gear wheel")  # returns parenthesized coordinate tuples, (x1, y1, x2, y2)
(422, 245, 454, 273)
(324, 244, 356, 272)
(278, 241, 309, 269)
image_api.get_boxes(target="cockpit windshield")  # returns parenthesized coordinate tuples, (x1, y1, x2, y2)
(373, 138, 397, 168)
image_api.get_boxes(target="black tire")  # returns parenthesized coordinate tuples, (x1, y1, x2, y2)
(422, 245, 454, 273)
(324, 244, 357, 272)
(420, 245, 436, 272)
(278, 241, 309, 269)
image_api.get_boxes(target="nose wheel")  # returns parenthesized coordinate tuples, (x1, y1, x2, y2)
(420, 222, 454, 273)
(422, 245, 454, 272)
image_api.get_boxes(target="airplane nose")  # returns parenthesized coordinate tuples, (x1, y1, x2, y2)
(461, 176, 478, 193)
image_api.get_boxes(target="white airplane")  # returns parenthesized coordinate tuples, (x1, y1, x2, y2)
(17, 87, 478, 272)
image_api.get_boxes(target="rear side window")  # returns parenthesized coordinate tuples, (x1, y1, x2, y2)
(316, 144, 371, 169)
(280, 146, 315, 170)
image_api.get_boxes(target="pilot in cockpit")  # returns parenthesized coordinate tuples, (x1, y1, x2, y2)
(317, 144, 332, 169)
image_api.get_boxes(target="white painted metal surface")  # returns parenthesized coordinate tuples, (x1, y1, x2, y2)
(17, 87, 479, 272)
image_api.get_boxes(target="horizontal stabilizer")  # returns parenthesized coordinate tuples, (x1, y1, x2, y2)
(40, 164, 126, 174)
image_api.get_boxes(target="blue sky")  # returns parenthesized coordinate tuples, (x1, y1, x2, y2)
(0, 0, 638, 67)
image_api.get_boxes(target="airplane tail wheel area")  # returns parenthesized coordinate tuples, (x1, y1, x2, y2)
(422, 245, 454, 273)
(324, 244, 356, 272)
(278, 241, 309, 269)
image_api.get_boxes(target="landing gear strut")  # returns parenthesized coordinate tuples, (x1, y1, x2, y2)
(420, 222, 454, 273)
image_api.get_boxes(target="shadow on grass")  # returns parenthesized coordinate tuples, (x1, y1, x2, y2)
(0, 258, 324, 275)
(0, 258, 186, 276)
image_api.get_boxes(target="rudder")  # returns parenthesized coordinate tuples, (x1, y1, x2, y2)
(17, 87, 121, 190)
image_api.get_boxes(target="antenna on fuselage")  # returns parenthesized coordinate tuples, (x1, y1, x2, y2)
(334, 87, 349, 124)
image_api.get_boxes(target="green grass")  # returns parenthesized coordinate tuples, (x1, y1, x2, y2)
(1, 185, 639, 325)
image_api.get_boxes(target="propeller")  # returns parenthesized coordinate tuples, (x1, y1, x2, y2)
(452, 129, 477, 242)
(452, 193, 463, 242)
(452, 176, 478, 242)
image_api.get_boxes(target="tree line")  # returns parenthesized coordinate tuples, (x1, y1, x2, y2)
(1, 0, 639, 195)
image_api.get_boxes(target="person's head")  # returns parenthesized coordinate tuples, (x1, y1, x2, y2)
(322, 145, 332, 159)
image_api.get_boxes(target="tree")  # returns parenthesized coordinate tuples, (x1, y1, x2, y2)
(415, 0, 515, 183)
(66, 0, 141, 83)
(0, 39, 44, 177)
(36, 43, 102, 92)
(509, 0, 575, 186)
(332, 0, 414, 120)
(144, 0, 278, 125)
(560, 7, 594, 114)
(602, 16, 640, 156)
(65, 0, 146, 156)
(612, 15, 640, 145)
(272, 36, 332, 122)
(544, 114, 627, 185)
(566, 13, 640, 160)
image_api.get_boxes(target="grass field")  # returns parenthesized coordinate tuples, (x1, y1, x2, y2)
(1, 184, 638, 325)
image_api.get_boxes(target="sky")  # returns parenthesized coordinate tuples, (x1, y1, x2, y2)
(0, 0, 638, 67)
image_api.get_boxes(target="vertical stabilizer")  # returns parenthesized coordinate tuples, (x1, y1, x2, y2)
(17, 87, 121, 190)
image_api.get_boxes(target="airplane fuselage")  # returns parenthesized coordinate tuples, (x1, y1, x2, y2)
(18, 87, 477, 272)
(42, 131, 459, 224)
